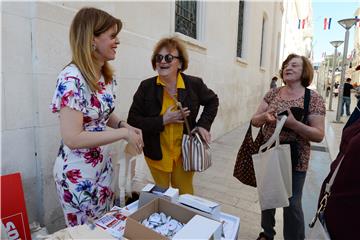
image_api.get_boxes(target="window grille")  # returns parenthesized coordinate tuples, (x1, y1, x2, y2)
(260, 17, 265, 66)
(175, 1, 197, 39)
(237, 0, 245, 57)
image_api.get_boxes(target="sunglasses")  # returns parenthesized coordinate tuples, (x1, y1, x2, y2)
(155, 54, 181, 63)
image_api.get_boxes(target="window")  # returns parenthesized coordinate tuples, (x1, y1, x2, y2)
(175, 1, 197, 39)
(260, 16, 266, 67)
(236, 0, 245, 58)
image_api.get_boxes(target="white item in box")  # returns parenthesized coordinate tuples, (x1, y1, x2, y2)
(95, 206, 131, 238)
(138, 183, 179, 207)
(179, 194, 221, 218)
(173, 215, 222, 240)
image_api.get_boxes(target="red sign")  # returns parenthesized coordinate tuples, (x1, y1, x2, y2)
(0, 173, 31, 240)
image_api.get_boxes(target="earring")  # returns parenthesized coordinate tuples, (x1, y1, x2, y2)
(92, 44, 96, 51)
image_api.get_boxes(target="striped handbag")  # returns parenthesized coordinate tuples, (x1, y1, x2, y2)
(165, 88, 212, 172)
(181, 126, 212, 172)
(167, 94, 211, 172)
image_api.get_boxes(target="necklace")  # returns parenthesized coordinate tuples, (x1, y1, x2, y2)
(165, 87, 177, 95)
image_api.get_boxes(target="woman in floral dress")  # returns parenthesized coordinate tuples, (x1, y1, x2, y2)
(50, 7, 143, 227)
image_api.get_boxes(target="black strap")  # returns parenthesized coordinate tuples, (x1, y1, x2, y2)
(303, 88, 310, 124)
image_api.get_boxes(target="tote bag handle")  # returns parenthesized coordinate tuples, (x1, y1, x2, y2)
(259, 115, 288, 153)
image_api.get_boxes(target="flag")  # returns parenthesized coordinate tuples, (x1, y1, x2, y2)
(324, 17, 332, 30)
(298, 19, 306, 29)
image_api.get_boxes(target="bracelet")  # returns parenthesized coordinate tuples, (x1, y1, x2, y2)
(117, 120, 124, 129)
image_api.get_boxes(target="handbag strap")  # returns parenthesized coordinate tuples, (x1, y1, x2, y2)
(303, 88, 310, 124)
(324, 154, 345, 199)
(309, 154, 345, 227)
(163, 88, 192, 137)
(164, 87, 194, 165)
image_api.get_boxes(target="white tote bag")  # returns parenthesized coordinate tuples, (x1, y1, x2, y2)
(252, 115, 293, 211)
(118, 144, 154, 206)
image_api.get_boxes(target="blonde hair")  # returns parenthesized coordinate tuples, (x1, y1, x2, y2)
(151, 37, 189, 71)
(69, 7, 122, 91)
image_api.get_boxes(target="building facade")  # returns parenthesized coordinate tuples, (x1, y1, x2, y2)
(1, 1, 283, 231)
(350, 8, 360, 83)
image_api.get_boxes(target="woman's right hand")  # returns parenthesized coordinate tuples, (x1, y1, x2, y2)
(163, 105, 190, 125)
(124, 128, 143, 155)
(264, 109, 277, 124)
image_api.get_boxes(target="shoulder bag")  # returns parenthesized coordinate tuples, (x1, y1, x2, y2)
(233, 123, 264, 187)
(307, 155, 344, 240)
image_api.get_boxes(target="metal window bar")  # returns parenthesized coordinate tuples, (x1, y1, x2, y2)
(237, 0, 245, 58)
(260, 17, 265, 66)
(175, 1, 197, 39)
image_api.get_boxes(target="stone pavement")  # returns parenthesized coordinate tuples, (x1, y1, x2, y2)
(193, 95, 357, 239)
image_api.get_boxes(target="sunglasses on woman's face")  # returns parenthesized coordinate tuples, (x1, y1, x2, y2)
(155, 54, 180, 63)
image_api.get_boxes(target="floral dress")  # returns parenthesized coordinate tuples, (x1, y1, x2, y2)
(50, 64, 116, 226)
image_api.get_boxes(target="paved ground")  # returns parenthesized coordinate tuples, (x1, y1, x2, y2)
(193, 95, 357, 239)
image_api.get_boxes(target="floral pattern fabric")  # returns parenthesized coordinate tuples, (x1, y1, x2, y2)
(50, 64, 116, 226)
(263, 87, 326, 172)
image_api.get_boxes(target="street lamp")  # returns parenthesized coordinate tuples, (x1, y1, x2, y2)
(335, 18, 357, 123)
(328, 40, 343, 111)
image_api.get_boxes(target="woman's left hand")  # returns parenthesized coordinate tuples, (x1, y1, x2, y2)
(284, 109, 298, 130)
(197, 126, 211, 144)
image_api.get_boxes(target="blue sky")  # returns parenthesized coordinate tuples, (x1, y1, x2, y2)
(312, 0, 360, 63)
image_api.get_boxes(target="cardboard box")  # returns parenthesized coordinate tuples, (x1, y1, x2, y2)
(178, 194, 221, 219)
(138, 184, 179, 208)
(124, 198, 221, 240)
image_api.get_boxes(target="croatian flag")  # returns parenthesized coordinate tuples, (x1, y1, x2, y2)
(298, 19, 306, 29)
(324, 17, 332, 30)
(355, 16, 360, 27)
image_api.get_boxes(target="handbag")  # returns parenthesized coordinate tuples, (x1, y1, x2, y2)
(181, 125, 212, 172)
(165, 88, 211, 172)
(307, 155, 344, 240)
(233, 123, 264, 187)
(280, 88, 311, 169)
(252, 115, 293, 211)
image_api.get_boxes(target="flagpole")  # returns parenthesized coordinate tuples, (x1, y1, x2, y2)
(329, 41, 343, 111)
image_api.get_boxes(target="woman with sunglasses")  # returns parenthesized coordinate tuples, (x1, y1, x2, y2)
(127, 37, 219, 194)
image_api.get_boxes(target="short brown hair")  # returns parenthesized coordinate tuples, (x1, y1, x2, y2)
(279, 53, 313, 87)
(151, 37, 189, 71)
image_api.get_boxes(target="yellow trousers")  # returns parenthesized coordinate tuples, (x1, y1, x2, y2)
(148, 161, 194, 195)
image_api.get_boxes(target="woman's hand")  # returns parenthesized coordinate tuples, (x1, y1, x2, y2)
(264, 109, 277, 124)
(163, 105, 190, 125)
(251, 100, 276, 127)
(197, 127, 211, 144)
(122, 122, 144, 155)
(122, 122, 143, 141)
(283, 109, 298, 129)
